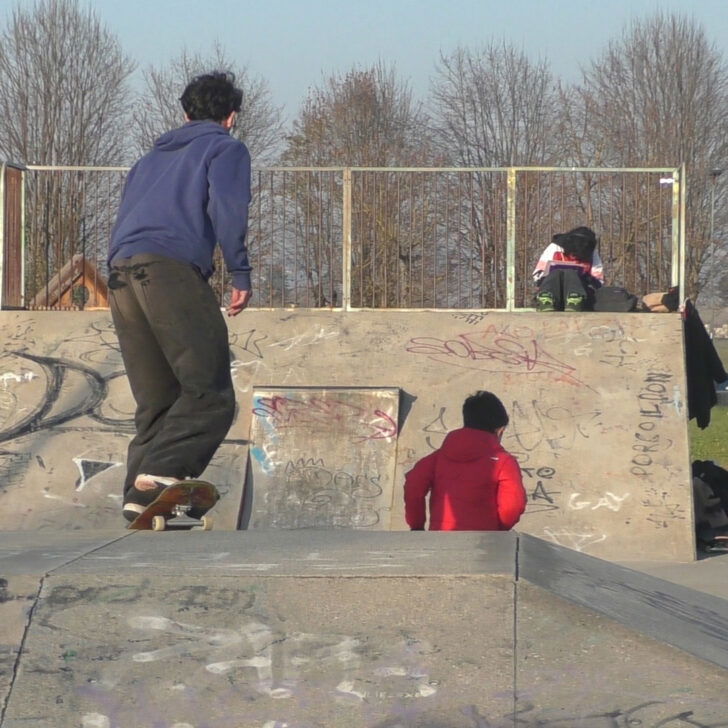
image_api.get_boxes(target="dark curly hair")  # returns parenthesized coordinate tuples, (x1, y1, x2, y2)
(462, 390, 509, 432)
(553, 226, 597, 262)
(180, 71, 243, 122)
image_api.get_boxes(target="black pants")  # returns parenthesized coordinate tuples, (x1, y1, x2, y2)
(537, 269, 594, 310)
(108, 253, 236, 497)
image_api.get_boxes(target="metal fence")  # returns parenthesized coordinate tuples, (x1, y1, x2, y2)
(1, 164, 685, 311)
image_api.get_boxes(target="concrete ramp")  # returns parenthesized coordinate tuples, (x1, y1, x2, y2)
(1, 531, 727, 727)
(0, 310, 693, 560)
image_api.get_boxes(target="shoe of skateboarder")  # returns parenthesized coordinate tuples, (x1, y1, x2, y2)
(122, 475, 181, 523)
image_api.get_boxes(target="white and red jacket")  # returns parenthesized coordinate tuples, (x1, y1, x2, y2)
(532, 243, 604, 285)
(404, 428, 527, 531)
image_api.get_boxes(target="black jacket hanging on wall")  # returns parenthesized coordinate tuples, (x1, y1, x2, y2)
(683, 301, 727, 429)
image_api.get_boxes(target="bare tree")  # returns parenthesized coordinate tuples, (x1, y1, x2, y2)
(282, 63, 435, 307)
(132, 44, 284, 165)
(284, 62, 431, 166)
(429, 43, 559, 305)
(431, 43, 558, 167)
(0, 0, 135, 306)
(0, 0, 134, 165)
(566, 13, 728, 299)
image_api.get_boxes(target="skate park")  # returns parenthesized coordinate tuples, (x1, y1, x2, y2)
(3, 164, 728, 726)
(1, 307, 728, 727)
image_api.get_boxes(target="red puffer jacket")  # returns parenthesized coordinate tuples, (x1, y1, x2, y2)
(404, 428, 526, 531)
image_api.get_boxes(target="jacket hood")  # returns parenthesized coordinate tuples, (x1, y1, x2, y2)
(440, 427, 503, 463)
(154, 121, 230, 152)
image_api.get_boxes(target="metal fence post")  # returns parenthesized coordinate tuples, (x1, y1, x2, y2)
(0, 162, 5, 310)
(21, 165, 26, 308)
(342, 167, 352, 310)
(678, 163, 687, 299)
(670, 166, 681, 293)
(506, 167, 517, 311)
(1, 162, 28, 309)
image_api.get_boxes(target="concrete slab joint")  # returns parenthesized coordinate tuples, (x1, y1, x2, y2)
(0, 575, 43, 725)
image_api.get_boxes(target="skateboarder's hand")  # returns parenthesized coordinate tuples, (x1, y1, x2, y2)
(227, 287, 251, 316)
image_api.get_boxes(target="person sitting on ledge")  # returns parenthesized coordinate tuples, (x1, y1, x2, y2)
(404, 391, 526, 531)
(532, 226, 604, 312)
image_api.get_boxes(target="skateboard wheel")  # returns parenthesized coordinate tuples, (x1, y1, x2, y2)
(152, 515, 166, 531)
(200, 515, 213, 531)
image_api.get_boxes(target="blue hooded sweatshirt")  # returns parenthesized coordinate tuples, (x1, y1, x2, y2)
(109, 121, 252, 290)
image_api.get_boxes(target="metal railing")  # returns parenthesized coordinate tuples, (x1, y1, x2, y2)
(1, 164, 685, 311)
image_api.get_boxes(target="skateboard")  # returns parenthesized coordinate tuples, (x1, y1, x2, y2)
(127, 480, 220, 531)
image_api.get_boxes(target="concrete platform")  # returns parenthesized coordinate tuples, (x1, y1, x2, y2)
(0, 309, 696, 561)
(2, 531, 728, 727)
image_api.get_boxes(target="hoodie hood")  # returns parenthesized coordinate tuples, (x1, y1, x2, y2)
(155, 120, 230, 152)
(439, 427, 503, 463)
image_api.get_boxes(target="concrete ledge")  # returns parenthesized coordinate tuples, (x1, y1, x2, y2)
(97, 529, 517, 576)
(0, 530, 517, 578)
(515, 581, 728, 722)
(0, 309, 695, 561)
(0, 531, 128, 575)
(519, 532, 728, 670)
(2, 530, 728, 725)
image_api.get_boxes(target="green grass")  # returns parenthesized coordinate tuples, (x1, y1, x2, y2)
(715, 339, 728, 363)
(688, 339, 728, 467)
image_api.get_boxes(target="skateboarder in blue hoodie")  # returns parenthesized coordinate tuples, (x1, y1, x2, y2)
(108, 71, 252, 522)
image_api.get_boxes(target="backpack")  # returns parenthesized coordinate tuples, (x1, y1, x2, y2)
(593, 286, 639, 312)
(692, 460, 728, 549)
(693, 460, 728, 513)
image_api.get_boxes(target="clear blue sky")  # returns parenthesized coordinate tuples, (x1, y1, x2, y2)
(9, 0, 728, 120)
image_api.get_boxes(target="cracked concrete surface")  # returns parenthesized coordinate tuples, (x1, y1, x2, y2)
(1, 531, 728, 727)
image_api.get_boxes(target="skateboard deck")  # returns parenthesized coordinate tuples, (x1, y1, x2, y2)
(127, 480, 220, 531)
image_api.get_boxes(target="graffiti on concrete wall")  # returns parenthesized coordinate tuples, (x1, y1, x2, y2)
(406, 324, 590, 388)
(0, 316, 247, 529)
(247, 387, 399, 529)
(0, 311, 693, 559)
(0, 320, 135, 523)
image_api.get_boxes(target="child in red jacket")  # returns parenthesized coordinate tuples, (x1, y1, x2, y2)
(404, 391, 526, 531)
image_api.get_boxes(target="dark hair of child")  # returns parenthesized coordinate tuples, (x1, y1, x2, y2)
(462, 391, 509, 432)
(180, 71, 243, 122)
(552, 226, 597, 263)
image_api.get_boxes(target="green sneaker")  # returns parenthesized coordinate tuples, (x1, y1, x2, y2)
(565, 293, 585, 312)
(536, 291, 556, 312)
